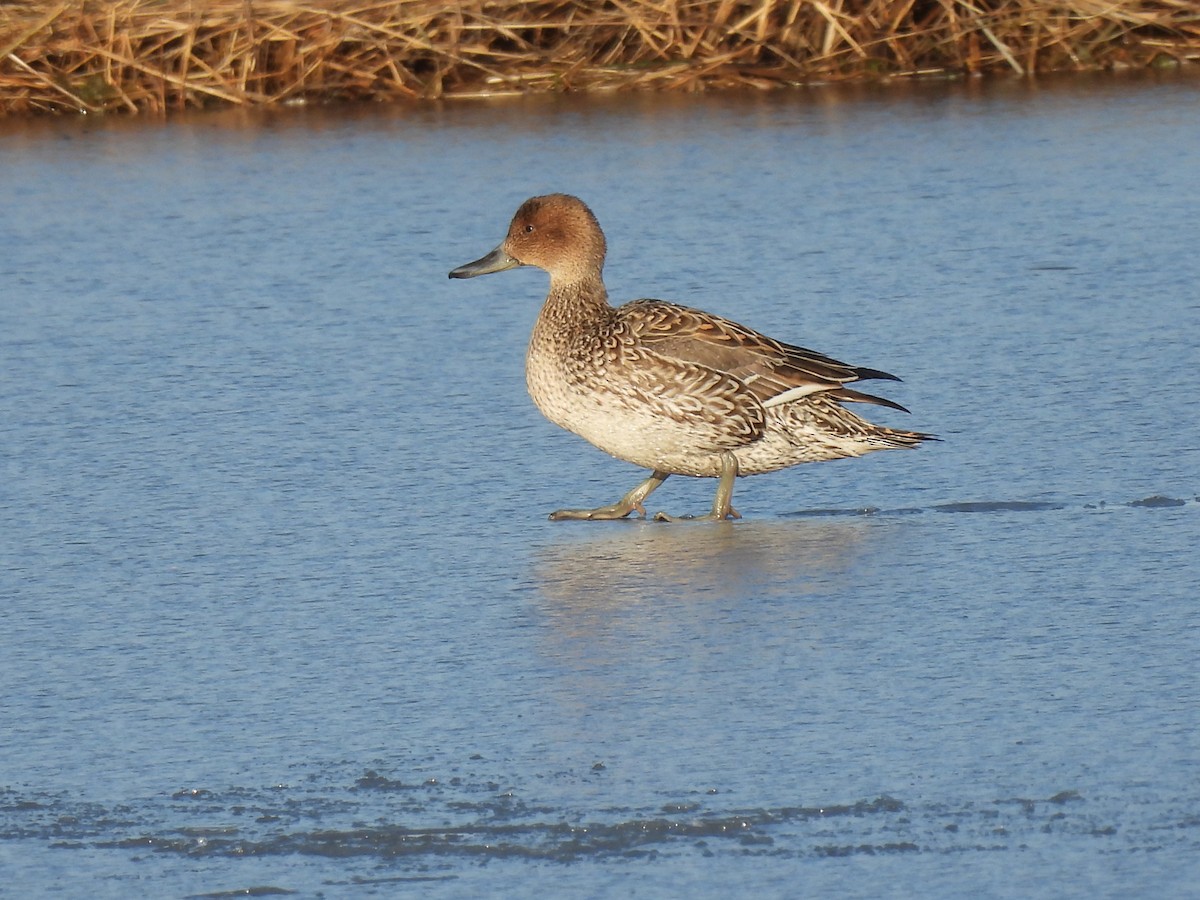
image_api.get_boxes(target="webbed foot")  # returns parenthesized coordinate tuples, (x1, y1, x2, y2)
(548, 470, 670, 522)
(651, 452, 740, 523)
(652, 505, 741, 523)
(550, 502, 643, 521)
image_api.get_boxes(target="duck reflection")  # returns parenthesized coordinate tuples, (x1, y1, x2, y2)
(525, 518, 892, 711)
(531, 518, 879, 612)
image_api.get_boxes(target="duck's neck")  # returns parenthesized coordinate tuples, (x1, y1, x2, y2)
(538, 274, 613, 330)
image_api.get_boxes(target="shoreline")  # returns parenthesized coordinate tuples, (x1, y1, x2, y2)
(2, 1, 1198, 115)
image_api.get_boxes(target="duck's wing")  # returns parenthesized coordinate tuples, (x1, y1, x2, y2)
(622, 300, 910, 413)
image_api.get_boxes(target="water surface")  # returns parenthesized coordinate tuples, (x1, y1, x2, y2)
(2, 73, 1199, 897)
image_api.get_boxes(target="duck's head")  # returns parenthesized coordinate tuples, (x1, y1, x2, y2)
(449, 194, 606, 286)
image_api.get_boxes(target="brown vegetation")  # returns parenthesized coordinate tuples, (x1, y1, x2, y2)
(1, 1, 1197, 114)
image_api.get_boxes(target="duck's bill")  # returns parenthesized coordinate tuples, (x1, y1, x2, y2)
(449, 246, 520, 279)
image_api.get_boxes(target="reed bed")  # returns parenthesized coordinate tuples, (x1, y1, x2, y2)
(1, 0, 1197, 114)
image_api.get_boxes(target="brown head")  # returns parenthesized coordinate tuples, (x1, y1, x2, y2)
(449, 194, 607, 287)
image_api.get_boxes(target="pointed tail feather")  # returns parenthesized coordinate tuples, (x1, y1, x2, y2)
(853, 366, 902, 383)
(828, 386, 911, 414)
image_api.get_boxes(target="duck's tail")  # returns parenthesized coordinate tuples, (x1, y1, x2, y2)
(825, 387, 939, 447)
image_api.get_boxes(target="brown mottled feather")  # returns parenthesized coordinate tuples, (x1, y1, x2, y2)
(620, 300, 907, 412)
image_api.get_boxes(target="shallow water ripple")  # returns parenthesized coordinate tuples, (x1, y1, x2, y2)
(4, 773, 1196, 872)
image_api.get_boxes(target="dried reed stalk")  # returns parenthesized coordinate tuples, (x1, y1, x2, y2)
(1, 0, 1197, 114)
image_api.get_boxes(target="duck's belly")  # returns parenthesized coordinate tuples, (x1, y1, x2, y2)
(535, 395, 866, 476)
(528, 358, 905, 477)
(527, 383, 712, 475)
(526, 359, 745, 476)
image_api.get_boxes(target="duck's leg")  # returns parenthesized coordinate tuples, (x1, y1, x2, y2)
(549, 470, 670, 521)
(653, 452, 741, 522)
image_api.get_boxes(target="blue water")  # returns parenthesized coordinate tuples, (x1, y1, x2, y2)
(2, 72, 1199, 897)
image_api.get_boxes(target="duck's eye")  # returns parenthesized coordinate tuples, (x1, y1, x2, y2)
(524, 224, 535, 234)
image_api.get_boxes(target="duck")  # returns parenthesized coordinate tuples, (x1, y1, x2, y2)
(449, 193, 934, 521)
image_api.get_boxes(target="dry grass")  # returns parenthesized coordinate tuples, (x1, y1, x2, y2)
(1, 0, 1197, 114)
